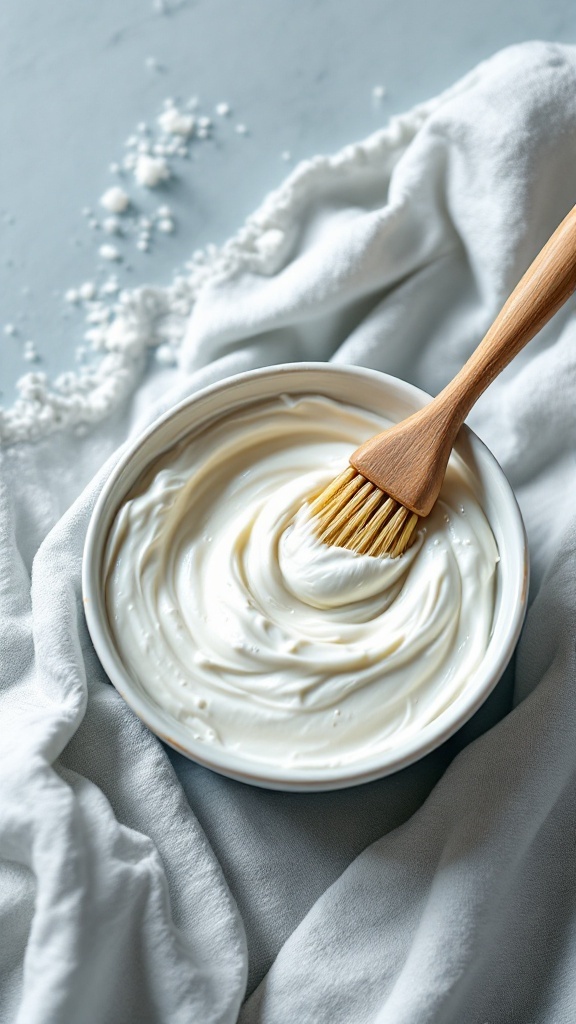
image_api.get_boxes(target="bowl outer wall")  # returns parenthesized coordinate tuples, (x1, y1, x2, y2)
(82, 363, 529, 792)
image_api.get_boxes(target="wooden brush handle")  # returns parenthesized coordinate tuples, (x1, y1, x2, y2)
(437, 202, 576, 423)
(351, 203, 576, 517)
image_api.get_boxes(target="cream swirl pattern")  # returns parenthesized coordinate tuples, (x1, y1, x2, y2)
(104, 395, 498, 770)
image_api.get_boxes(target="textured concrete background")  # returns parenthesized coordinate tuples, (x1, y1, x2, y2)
(0, 0, 574, 402)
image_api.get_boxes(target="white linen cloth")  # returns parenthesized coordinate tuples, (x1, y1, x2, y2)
(1, 40, 576, 1023)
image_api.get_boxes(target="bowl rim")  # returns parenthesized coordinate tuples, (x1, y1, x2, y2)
(82, 362, 529, 792)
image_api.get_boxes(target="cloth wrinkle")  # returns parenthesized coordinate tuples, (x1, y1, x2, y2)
(1, 39, 576, 1024)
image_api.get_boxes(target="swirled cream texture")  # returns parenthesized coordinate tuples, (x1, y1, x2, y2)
(105, 395, 498, 771)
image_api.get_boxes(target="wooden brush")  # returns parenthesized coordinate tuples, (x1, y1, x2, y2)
(309, 204, 576, 558)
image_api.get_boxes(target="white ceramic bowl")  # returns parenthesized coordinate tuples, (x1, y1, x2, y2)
(83, 363, 529, 792)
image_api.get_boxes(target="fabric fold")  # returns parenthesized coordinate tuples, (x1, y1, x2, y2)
(1, 38, 576, 1024)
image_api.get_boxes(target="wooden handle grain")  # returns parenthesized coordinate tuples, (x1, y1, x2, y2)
(350, 203, 576, 517)
(437, 203, 576, 424)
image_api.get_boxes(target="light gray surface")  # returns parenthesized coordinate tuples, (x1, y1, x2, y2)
(2, 1, 575, 1009)
(0, 0, 574, 402)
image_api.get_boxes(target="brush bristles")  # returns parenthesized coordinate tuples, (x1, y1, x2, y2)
(308, 467, 419, 558)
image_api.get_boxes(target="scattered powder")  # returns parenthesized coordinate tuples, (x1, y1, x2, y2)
(103, 216, 122, 235)
(0, 189, 288, 441)
(79, 282, 96, 301)
(2, 87, 413, 446)
(98, 244, 122, 262)
(134, 154, 171, 188)
(23, 341, 39, 363)
(157, 107, 195, 137)
(100, 186, 130, 213)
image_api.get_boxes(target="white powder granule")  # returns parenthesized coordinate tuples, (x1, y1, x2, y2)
(4, 86, 390, 445)
(134, 154, 170, 188)
(157, 107, 195, 137)
(4, 323, 16, 336)
(103, 216, 122, 235)
(23, 341, 39, 363)
(157, 218, 174, 234)
(18, 371, 47, 395)
(98, 244, 122, 262)
(372, 84, 387, 100)
(100, 186, 130, 213)
(215, 102, 230, 117)
(235, 123, 248, 135)
(64, 290, 79, 304)
(79, 282, 96, 301)
(104, 96, 228, 214)
(85, 301, 111, 323)
(281, 151, 291, 162)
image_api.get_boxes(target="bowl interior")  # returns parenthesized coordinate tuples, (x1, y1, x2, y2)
(83, 363, 528, 791)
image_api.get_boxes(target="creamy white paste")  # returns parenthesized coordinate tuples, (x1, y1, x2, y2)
(104, 395, 498, 771)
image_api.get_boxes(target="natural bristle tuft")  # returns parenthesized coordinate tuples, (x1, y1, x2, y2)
(308, 467, 419, 559)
